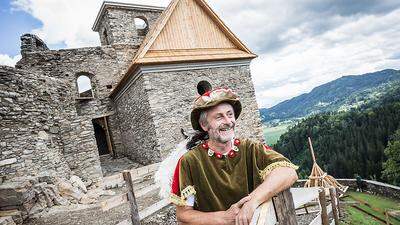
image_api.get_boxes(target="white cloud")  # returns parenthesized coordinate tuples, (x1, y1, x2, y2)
(251, 8, 400, 108)
(8, 0, 400, 108)
(0, 54, 22, 67)
(11, 0, 170, 48)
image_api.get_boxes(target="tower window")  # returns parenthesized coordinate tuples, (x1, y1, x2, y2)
(134, 17, 149, 36)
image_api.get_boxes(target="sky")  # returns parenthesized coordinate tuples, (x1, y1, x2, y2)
(1, 0, 400, 108)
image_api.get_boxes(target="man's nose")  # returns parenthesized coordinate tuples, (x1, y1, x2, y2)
(222, 114, 232, 123)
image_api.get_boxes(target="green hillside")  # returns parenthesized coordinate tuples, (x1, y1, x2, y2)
(273, 83, 400, 182)
(260, 69, 400, 123)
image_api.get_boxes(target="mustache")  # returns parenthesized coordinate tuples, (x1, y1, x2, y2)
(219, 122, 235, 130)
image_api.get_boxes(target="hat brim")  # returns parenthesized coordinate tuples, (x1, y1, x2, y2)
(190, 99, 242, 131)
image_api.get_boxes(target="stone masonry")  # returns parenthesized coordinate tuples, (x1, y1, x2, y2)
(1, 3, 164, 185)
(113, 64, 264, 164)
(0, 1, 263, 190)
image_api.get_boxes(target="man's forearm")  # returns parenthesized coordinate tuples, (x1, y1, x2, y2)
(249, 167, 298, 207)
(176, 207, 228, 225)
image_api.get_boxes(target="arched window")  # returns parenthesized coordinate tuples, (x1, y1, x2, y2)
(134, 17, 149, 36)
(77, 75, 93, 98)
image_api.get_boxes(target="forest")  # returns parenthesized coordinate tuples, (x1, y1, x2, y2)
(273, 83, 400, 185)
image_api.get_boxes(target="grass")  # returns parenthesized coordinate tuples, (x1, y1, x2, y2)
(263, 124, 290, 146)
(342, 191, 400, 225)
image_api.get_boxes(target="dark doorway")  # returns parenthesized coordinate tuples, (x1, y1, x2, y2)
(92, 117, 113, 156)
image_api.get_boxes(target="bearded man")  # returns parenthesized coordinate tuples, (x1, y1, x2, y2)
(167, 88, 298, 225)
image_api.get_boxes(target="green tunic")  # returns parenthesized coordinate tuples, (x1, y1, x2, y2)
(170, 138, 298, 211)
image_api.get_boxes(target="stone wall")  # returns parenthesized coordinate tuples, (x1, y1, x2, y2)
(2, 43, 139, 184)
(0, 66, 71, 181)
(145, 64, 264, 159)
(112, 62, 264, 163)
(113, 75, 160, 164)
(97, 7, 162, 46)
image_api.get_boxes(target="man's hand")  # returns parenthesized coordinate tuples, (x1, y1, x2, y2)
(235, 199, 258, 225)
(222, 195, 252, 225)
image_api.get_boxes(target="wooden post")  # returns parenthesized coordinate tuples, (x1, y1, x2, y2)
(329, 188, 339, 225)
(319, 189, 329, 225)
(103, 116, 114, 156)
(385, 210, 390, 225)
(122, 171, 140, 225)
(307, 137, 317, 164)
(335, 188, 341, 218)
(272, 189, 298, 225)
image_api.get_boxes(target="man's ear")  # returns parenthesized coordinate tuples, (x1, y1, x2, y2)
(200, 121, 208, 132)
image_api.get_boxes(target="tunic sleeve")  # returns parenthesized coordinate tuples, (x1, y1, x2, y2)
(248, 139, 298, 180)
(169, 156, 196, 206)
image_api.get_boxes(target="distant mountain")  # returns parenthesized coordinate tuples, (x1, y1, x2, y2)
(273, 83, 400, 181)
(260, 69, 400, 123)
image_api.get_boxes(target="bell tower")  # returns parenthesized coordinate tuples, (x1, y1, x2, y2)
(92, 1, 164, 46)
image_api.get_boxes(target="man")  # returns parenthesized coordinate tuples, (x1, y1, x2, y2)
(170, 87, 298, 225)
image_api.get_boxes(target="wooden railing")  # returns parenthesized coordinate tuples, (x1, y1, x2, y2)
(101, 166, 342, 225)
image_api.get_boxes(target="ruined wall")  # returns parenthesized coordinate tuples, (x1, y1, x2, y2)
(0, 66, 71, 181)
(98, 7, 162, 46)
(10, 41, 139, 184)
(113, 75, 160, 164)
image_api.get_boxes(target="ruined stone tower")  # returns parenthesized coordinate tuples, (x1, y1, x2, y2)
(0, 0, 263, 186)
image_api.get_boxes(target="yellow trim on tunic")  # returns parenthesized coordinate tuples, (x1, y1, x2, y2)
(260, 161, 299, 180)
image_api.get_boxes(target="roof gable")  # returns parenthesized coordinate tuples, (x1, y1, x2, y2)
(133, 0, 256, 64)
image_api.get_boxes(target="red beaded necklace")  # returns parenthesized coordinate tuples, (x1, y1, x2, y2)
(201, 139, 241, 159)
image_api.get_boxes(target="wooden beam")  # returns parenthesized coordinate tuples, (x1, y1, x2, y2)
(123, 171, 141, 225)
(272, 189, 298, 225)
(104, 116, 114, 156)
(308, 137, 317, 164)
(335, 188, 342, 218)
(101, 193, 128, 211)
(329, 188, 339, 225)
(319, 189, 329, 225)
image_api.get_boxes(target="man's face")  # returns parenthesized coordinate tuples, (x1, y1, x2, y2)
(202, 103, 236, 143)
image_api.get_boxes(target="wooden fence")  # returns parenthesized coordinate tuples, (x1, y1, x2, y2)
(100, 168, 342, 225)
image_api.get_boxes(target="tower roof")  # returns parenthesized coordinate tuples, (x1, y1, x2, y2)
(110, 0, 257, 98)
(132, 0, 256, 64)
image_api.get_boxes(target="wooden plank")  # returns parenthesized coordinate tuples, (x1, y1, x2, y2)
(123, 171, 141, 225)
(103, 116, 114, 156)
(137, 52, 254, 64)
(139, 199, 170, 220)
(329, 188, 339, 225)
(319, 189, 329, 225)
(100, 193, 128, 211)
(291, 187, 319, 209)
(103, 173, 124, 188)
(308, 137, 317, 164)
(309, 213, 322, 225)
(255, 200, 277, 225)
(273, 189, 298, 225)
(335, 188, 342, 217)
